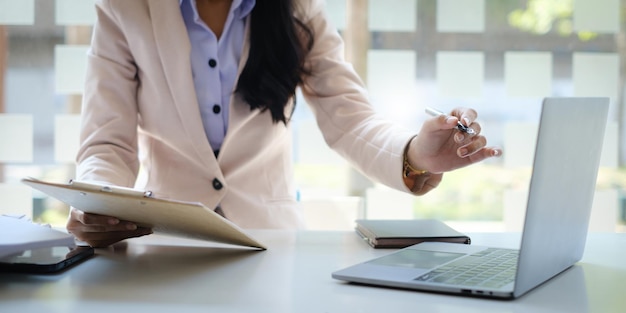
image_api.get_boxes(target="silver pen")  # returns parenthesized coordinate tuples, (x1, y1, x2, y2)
(425, 107, 476, 135)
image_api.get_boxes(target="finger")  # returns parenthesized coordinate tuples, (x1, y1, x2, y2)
(82, 228, 153, 248)
(460, 146, 502, 163)
(451, 107, 477, 126)
(73, 221, 140, 233)
(488, 147, 503, 157)
(69, 208, 138, 233)
(457, 136, 488, 158)
(454, 122, 483, 143)
(438, 115, 462, 133)
(468, 122, 482, 135)
(72, 207, 119, 226)
(79, 227, 152, 242)
(467, 147, 503, 163)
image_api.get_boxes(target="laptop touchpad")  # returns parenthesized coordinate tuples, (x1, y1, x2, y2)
(368, 249, 464, 269)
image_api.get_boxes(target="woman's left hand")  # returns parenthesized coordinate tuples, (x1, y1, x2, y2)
(406, 107, 502, 174)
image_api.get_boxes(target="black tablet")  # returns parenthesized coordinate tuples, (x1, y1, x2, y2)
(0, 245, 94, 274)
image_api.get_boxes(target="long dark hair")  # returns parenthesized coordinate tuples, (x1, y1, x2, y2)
(235, 0, 314, 124)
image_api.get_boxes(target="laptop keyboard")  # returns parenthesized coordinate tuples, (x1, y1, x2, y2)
(414, 248, 519, 289)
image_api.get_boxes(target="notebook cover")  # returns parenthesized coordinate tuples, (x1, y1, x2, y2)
(355, 219, 471, 248)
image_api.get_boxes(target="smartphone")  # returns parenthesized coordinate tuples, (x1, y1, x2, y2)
(0, 245, 94, 274)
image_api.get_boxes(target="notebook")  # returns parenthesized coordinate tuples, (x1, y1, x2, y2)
(332, 97, 609, 299)
(0, 215, 76, 259)
(355, 219, 470, 248)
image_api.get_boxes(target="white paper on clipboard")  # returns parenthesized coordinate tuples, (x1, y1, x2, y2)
(21, 177, 266, 250)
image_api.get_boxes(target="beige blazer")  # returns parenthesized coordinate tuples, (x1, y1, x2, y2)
(77, 0, 417, 229)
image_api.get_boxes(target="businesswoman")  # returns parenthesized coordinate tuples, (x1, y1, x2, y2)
(68, 0, 501, 247)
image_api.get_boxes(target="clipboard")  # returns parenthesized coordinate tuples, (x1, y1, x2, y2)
(21, 177, 266, 250)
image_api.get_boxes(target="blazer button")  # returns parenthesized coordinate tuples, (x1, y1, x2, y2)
(212, 104, 221, 114)
(212, 178, 223, 190)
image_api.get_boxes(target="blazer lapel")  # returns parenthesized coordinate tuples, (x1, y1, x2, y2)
(147, 1, 215, 164)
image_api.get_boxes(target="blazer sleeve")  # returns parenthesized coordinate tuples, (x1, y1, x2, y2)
(298, 0, 416, 193)
(75, 0, 140, 187)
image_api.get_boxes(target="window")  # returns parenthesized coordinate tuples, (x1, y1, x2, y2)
(1, 0, 624, 232)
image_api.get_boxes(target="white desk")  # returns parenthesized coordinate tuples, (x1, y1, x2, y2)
(1, 231, 625, 313)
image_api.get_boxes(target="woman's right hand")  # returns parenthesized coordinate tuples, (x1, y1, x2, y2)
(66, 207, 153, 248)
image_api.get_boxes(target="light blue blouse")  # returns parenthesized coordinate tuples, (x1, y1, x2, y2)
(179, 0, 255, 153)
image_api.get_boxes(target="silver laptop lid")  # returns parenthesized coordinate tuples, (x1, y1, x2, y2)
(514, 97, 609, 298)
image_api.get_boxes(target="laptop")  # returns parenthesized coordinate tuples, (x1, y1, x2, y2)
(332, 97, 609, 299)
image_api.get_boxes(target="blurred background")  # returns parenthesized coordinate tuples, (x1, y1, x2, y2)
(0, 0, 624, 232)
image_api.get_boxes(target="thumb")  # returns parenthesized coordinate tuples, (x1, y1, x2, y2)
(424, 114, 459, 133)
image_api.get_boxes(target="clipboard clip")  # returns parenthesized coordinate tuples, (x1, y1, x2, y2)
(69, 179, 153, 198)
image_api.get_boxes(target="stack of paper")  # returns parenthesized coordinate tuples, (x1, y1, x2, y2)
(0, 216, 76, 259)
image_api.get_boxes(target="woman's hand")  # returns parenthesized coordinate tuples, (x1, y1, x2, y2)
(407, 107, 502, 174)
(66, 208, 152, 248)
